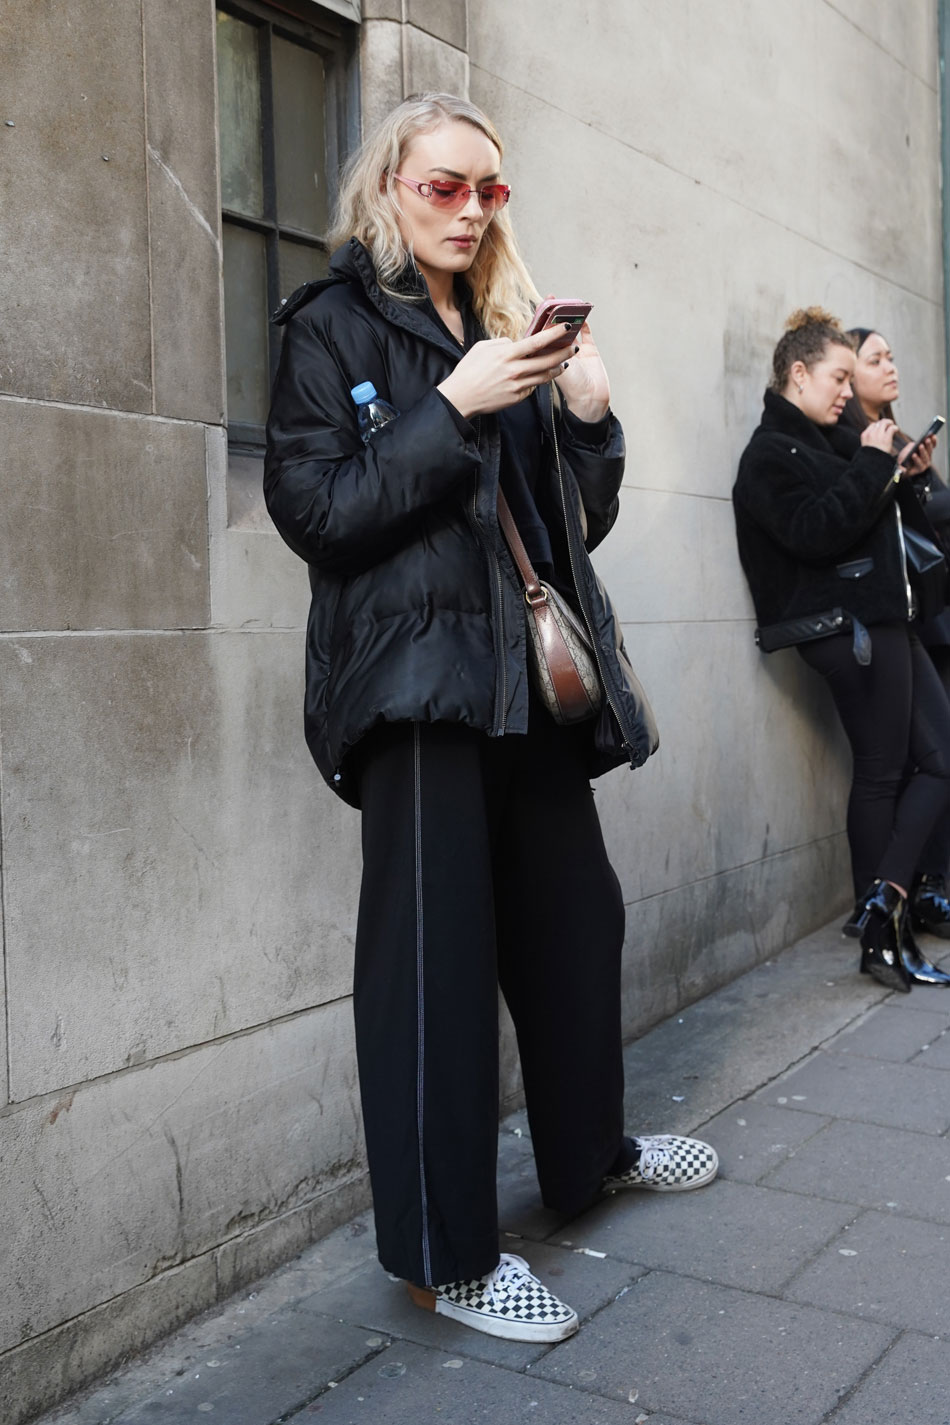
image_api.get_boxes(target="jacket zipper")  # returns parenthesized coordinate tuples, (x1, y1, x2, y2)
(894, 504, 915, 620)
(469, 419, 508, 735)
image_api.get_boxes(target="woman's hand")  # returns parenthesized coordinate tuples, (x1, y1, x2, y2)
(554, 320, 610, 423)
(861, 418, 898, 454)
(898, 433, 937, 477)
(437, 326, 576, 419)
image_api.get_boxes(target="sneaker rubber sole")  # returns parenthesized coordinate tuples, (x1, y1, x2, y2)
(407, 1282, 579, 1343)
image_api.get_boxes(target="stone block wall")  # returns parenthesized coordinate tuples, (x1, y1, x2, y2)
(0, 0, 944, 1419)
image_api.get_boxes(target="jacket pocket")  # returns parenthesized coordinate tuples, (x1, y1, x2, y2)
(836, 557, 874, 580)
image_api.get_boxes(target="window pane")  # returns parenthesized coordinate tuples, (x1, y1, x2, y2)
(279, 239, 329, 301)
(216, 11, 264, 220)
(223, 224, 269, 426)
(273, 36, 328, 235)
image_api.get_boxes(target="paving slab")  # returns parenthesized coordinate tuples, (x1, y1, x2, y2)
(824, 1003, 950, 1062)
(698, 1101, 831, 1183)
(613, 928, 887, 1137)
(531, 1271, 897, 1425)
(92, 1308, 385, 1425)
(762, 1118, 950, 1223)
(785, 1209, 950, 1334)
(830, 1331, 950, 1425)
(911, 1027, 950, 1069)
(753, 1051, 950, 1134)
(295, 1239, 641, 1372)
(559, 1178, 856, 1293)
(290, 1339, 695, 1424)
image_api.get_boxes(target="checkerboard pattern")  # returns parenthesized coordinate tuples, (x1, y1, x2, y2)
(433, 1253, 578, 1341)
(604, 1133, 719, 1192)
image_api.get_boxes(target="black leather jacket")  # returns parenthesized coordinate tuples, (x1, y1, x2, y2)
(264, 239, 658, 806)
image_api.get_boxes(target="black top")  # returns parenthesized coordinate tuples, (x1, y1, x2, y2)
(733, 390, 912, 635)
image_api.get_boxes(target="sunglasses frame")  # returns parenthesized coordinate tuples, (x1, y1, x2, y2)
(393, 174, 511, 210)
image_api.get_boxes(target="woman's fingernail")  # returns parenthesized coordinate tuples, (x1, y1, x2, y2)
(573, 344, 580, 354)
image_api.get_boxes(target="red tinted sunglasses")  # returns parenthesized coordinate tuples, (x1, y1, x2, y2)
(394, 174, 511, 211)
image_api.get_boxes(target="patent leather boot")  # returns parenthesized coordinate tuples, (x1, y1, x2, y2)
(909, 874, 950, 941)
(901, 918, 950, 986)
(858, 882, 912, 992)
(843, 881, 880, 939)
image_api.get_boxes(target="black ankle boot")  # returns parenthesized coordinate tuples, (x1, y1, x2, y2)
(909, 874, 950, 941)
(843, 880, 881, 939)
(901, 918, 950, 986)
(859, 882, 912, 992)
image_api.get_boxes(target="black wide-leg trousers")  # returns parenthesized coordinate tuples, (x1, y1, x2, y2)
(352, 709, 626, 1289)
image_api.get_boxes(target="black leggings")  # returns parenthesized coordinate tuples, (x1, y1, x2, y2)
(918, 644, 950, 877)
(798, 623, 950, 895)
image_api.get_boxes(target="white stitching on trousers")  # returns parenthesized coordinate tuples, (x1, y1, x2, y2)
(413, 724, 432, 1285)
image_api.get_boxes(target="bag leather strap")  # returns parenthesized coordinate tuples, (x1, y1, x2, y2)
(496, 488, 546, 606)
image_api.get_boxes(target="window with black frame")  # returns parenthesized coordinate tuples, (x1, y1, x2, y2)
(215, 1, 356, 456)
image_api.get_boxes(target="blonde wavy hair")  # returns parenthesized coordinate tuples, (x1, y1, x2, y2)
(327, 93, 539, 341)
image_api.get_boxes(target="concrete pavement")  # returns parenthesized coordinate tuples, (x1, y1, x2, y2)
(32, 919, 950, 1425)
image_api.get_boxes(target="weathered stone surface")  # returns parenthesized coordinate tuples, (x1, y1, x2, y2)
(699, 1101, 831, 1185)
(0, 400, 210, 632)
(143, 0, 225, 424)
(300, 1341, 664, 1425)
(0, 999, 364, 1355)
(360, 21, 406, 137)
(825, 1002, 950, 1063)
(567, 1178, 856, 1294)
(405, 24, 469, 97)
(755, 1052, 950, 1135)
(407, 0, 467, 50)
(0, 1, 152, 410)
(596, 621, 852, 906)
(786, 1209, 950, 1332)
(0, 632, 361, 1094)
(533, 1271, 895, 1424)
(764, 1118, 950, 1223)
(207, 430, 312, 631)
(832, 1331, 950, 1425)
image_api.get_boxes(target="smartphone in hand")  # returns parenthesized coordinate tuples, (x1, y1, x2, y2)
(900, 415, 945, 468)
(523, 298, 593, 347)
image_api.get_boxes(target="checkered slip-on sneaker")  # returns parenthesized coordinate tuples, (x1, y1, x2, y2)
(407, 1252, 579, 1342)
(603, 1133, 719, 1192)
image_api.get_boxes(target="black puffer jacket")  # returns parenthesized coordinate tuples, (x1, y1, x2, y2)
(264, 239, 658, 807)
(733, 390, 916, 636)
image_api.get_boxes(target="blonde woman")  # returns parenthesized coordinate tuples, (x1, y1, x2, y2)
(265, 93, 715, 1343)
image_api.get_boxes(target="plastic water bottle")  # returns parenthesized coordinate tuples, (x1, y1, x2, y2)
(351, 382, 398, 444)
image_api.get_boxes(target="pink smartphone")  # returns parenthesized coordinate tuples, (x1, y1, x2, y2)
(523, 298, 593, 346)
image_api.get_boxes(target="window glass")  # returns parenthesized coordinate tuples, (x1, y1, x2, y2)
(222, 225, 269, 425)
(279, 238, 330, 299)
(216, 12, 264, 219)
(273, 36, 329, 235)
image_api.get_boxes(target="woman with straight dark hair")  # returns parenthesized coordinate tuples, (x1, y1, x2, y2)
(840, 328, 950, 954)
(733, 308, 950, 991)
(265, 93, 717, 1344)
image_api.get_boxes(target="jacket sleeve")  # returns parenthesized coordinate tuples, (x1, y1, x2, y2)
(735, 439, 897, 563)
(264, 312, 482, 573)
(557, 406, 625, 551)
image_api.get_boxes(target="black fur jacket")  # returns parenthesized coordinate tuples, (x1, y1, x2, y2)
(733, 390, 915, 636)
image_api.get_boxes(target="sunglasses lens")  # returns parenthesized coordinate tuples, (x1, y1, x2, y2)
(481, 185, 510, 208)
(428, 182, 467, 208)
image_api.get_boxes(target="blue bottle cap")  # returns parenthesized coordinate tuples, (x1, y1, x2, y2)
(350, 381, 377, 404)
